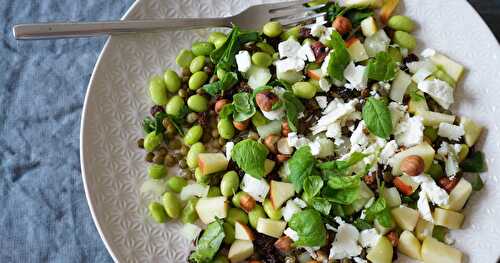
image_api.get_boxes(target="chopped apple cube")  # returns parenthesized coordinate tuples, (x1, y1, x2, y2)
(361, 16, 379, 37)
(415, 217, 434, 241)
(197, 153, 228, 175)
(460, 117, 483, 146)
(416, 111, 456, 127)
(228, 240, 254, 263)
(374, 218, 395, 235)
(433, 208, 464, 229)
(391, 206, 419, 231)
(390, 143, 435, 175)
(235, 221, 255, 241)
(383, 187, 402, 208)
(346, 37, 369, 62)
(430, 53, 465, 82)
(264, 159, 275, 176)
(398, 230, 421, 260)
(421, 237, 463, 263)
(307, 69, 322, 80)
(256, 218, 287, 238)
(269, 180, 295, 209)
(441, 178, 472, 211)
(379, 0, 400, 24)
(195, 196, 228, 224)
(389, 70, 412, 103)
(367, 236, 393, 263)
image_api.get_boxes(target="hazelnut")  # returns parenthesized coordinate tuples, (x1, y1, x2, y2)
(386, 231, 399, 247)
(277, 137, 294, 155)
(276, 154, 290, 163)
(264, 134, 280, 153)
(255, 91, 279, 112)
(214, 99, 230, 113)
(240, 194, 256, 213)
(315, 251, 328, 261)
(274, 236, 293, 252)
(332, 16, 352, 35)
(438, 176, 460, 193)
(233, 119, 250, 131)
(400, 155, 425, 176)
(281, 121, 291, 137)
(362, 173, 376, 186)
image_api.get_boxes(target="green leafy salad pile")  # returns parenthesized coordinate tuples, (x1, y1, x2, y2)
(136, 0, 487, 262)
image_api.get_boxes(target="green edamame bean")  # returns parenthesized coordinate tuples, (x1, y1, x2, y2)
(393, 31, 417, 50)
(388, 15, 415, 32)
(144, 131, 163, 152)
(192, 41, 216, 56)
(148, 76, 168, 105)
(208, 186, 222, 197)
(212, 255, 229, 263)
(227, 208, 249, 225)
(176, 49, 194, 68)
(188, 71, 209, 90)
(220, 171, 239, 197)
(223, 222, 235, 245)
(280, 25, 301, 40)
(292, 81, 317, 99)
(428, 162, 444, 180)
(148, 164, 167, 179)
(232, 192, 249, 208)
(213, 37, 227, 49)
(195, 167, 208, 184)
(218, 119, 235, 140)
(187, 95, 208, 113)
(181, 197, 199, 224)
(189, 56, 206, 73)
(263, 199, 282, 220)
(165, 95, 185, 117)
(184, 125, 203, 145)
(248, 205, 267, 229)
(256, 42, 275, 55)
(251, 52, 273, 68)
(208, 32, 226, 44)
(166, 176, 187, 193)
(186, 142, 206, 168)
(148, 202, 168, 223)
(216, 68, 226, 80)
(162, 192, 182, 219)
(163, 70, 181, 93)
(388, 47, 403, 63)
(251, 111, 268, 127)
(263, 21, 283, 38)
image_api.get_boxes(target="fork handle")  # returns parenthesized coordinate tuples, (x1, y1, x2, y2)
(13, 18, 232, 40)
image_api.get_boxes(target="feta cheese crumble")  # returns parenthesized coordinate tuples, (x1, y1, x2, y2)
(235, 50, 251, 73)
(311, 99, 359, 136)
(359, 229, 381, 248)
(278, 38, 302, 59)
(380, 140, 398, 164)
(284, 227, 299, 241)
(418, 79, 455, 110)
(412, 174, 449, 206)
(417, 190, 434, 222)
(344, 62, 368, 91)
(315, 96, 328, 109)
(394, 115, 424, 147)
(438, 123, 465, 141)
(329, 222, 362, 259)
(282, 200, 302, 221)
(240, 174, 269, 202)
(224, 141, 234, 161)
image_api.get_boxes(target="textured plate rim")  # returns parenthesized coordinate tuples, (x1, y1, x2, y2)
(79, 0, 499, 262)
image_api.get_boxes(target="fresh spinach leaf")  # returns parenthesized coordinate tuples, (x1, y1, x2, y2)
(282, 91, 305, 132)
(288, 146, 317, 192)
(233, 92, 256, 122)
(202, 72, 239, 96)
(461, 151, 487, 173)
(353, 219, 373, 230)
(304, 176, 324, 199)
(231, 139, 269, 178)
(319, 152, 367, 171)
(327, 31, 351, 81)
(189, 219, 225, 263)
(365, 195, 394, 228)
(367, 52, 398, 81)
(310, 197, 332, 216)
(469, 174, 484, 191)
(219, 104, 234, 120)
(362, 97, 393, 139)
(289, 209, 327, 247)
(322, 175, 361, 205)
(238, 31, 261, 44)
(210, 27, 240, 71)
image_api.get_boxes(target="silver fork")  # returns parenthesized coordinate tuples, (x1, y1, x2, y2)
(13, 0, 326, 40)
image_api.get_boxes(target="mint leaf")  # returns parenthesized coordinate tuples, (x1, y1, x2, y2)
(289, 209, 327, 247)
(304, 176, 324, 199)
(322, 175, 361, 205)
(210, 27, 240, 72)
(288, 146, 317, 192)
(365, 194, 394, 228)
(233, 92, 256, 122)
(189, 219, 225, 263)
(327, 31, 351, 80)
(231, 139, 269, 178)
(353, 219, 373, 230)
(282, 91, 305, 132)
(319, 152, 367, 171)
(310, 197, 332, 215)
(362, 97, 393, 139)
(219, 104, 234, 120)
(367, 52, 398, 81)
(202, 72, 238, 96)
(461, 151, 487, 173)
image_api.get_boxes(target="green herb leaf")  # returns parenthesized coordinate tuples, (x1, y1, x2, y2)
(189, 219, 225, 263)
(310, 197, 332, 215)
(327, 31, 351, 81)
(219, 104, 234, 120)
(432, 226, 448, 242)
(353, 219, 373, 230)
(469, 174, 484, 191)
(142, 117, 156, 134)
(367, 52, 398, 81)
(317, 2, 346, 23)
(346, 9, 374, 26)
(304, 176, 324, 199)
(210, 27, 240, 71)
(282, 91, 305, 132)
(319, 152, 367, 171)
(288, 146, 317, 192)
(252, 86, 273, 98)
(202, 72, 239, 96)
(461, 151, 487, 173)
(232, 92, 256, 122)
(231, 139, 269, 178)
(322, 175, 361, 205)
(289, 209, 327, 247)
(237, 31, 261, 44)
(365, 195, 394, 228)
(362, 97, 393, 139)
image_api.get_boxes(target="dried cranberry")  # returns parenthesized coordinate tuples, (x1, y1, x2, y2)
(311, 41, 328, 64)
(299, 27, 312, 38)
(150, 105, 165, 116)
(403, 53, 419, 64)
(197, 111, 209, 127)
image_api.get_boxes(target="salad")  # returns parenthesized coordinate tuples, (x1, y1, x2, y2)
(137, 0, 487, 262)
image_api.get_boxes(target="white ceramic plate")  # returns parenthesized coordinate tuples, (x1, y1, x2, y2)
(80, 0, 500, 262)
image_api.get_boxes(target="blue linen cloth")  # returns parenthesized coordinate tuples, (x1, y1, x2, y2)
(0, 1, 498, 263)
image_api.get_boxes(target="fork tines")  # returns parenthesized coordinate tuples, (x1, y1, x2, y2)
(268, 0, 327, 28)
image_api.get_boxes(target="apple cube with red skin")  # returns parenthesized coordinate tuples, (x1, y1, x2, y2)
(197, 153, 228, 175)
(379, 0, 400, 24)
(235, 221, 255, 241)
(228, 240, 254, 263)
(307, 69, 322, 81)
